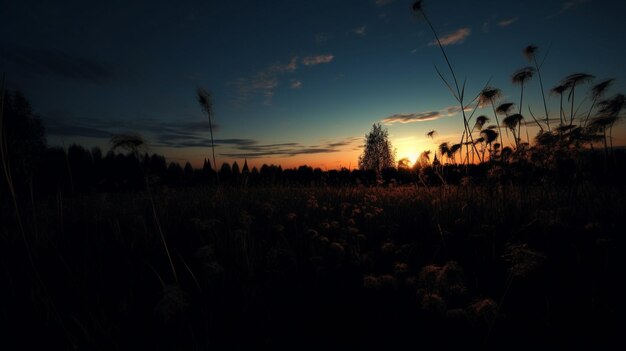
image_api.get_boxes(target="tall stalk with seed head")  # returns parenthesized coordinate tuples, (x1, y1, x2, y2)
(524, 45, 551, 131)
(197, 88, 218, 183)
(412, 1, 477, 166)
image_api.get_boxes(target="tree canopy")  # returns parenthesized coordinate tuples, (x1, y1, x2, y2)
(358, 123, 395, 173)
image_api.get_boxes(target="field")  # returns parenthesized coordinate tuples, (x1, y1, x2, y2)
(2, 182, 623, 349)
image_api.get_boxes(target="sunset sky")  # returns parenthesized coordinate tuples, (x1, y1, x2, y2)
(2, 0, 625, 169)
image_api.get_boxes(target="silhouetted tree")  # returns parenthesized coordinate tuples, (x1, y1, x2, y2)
(232, 161, 241, 181)
(359, 123, 395, 174)
(166, 162, 184, 187)
(110, 133, 145, 156)
(219, 162, 232, 183)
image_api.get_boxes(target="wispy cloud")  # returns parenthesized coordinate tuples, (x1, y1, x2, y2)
(0, 42, 114, 83)
(429, 28, 471, 46)
(230, 56, 297, 105)
(382, 112, 441, 124)
(382, 105, 472, 124)
(273, 56, 298, 73)
(302, 54, 334, 66)
(230, 55, 332, 105)
(230, 74, 278, 105)
(43, 110, 225, 149)
(548, 0, 588, 18)
(353, 26, 367, 36)
(375, 0, 394, 6)
(219, 137, 359, 158)
(498, 18, 517, 27)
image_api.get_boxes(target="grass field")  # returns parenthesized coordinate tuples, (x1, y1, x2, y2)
(2, 182, 622, 349)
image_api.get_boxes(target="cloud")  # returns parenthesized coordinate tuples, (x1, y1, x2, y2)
(230, 54, 332, 105)
(42, 110, 229, 150)
(375, 0, 394, 5)
(0, 42, 114, 83)
(230, 73, 278, 105)
(291, 79, 302, 89)
(353, 26, 367, 36)
(498, 18, 517, 27)
(482, 22, 489, 33)
(548, 0, 588, 18)
(271, 56, 298, 73)
(219, 137, 359, 158)
(429, 28, 471, 46)
(382, 112, 441, 124)
(302, 54, 334, 66)
(45, 119, 113, 139)
(382, 105, 473, 124)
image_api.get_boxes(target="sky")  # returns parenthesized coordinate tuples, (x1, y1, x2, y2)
(2, 0, 625, 169)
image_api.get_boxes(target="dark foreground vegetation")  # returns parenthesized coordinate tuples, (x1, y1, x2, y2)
(2, 182, 624, 349)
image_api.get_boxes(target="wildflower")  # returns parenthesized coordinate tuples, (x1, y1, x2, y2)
(330, 242, 345, 254)
(419, 264, 442, 292)
(306, 229, 319, 238)
(306, 196, 319, 209)
(436, 261, 466, 298)
(363, 275, 381, 289)
(421, 293, 447, 315)
(502, 242, 546, 278)
(286, 212, 297, 222)
(347, 218, 356, 226)
(469, 298, 498, 324)
(381, 242, 396, 255)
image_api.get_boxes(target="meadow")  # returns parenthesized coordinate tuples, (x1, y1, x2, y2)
(2, 181, 622, 349)
(2, 2, 625, 348)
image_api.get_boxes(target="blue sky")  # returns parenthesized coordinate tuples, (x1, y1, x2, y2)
(2, 0, 625, 169)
